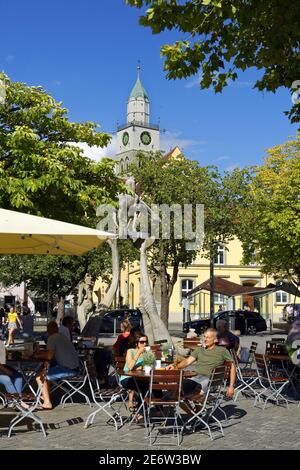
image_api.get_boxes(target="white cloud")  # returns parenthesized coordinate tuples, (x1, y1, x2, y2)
(75, 136, 117, 161)
(5, 55, 14, 63)
(160, 130, 206, 153)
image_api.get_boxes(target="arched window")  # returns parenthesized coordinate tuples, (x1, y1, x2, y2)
(214, 245, 225, 265)
(125, 157, 129, 172)
(119, 159, 124, 173)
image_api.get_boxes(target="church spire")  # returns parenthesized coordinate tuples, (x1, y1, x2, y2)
(129, 63, 149, 101)
(127, 64, 150, 124)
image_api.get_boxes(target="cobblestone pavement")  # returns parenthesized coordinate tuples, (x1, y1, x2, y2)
(1, 329, 293, 450)
(0, 395, 299, 450)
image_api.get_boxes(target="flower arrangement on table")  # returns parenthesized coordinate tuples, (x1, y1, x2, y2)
(142, 350, 155, 372)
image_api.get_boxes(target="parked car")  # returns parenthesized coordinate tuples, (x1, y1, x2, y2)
(183, 310, 267, 336)
(81, 308, 143, 336)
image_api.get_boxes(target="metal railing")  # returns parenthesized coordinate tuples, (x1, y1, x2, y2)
(117, 121, 159, 131)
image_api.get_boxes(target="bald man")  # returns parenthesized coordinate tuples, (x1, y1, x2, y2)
(167, 328, 236, 399)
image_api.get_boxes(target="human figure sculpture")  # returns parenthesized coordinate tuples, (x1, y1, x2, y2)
(77, 274, 94, 332)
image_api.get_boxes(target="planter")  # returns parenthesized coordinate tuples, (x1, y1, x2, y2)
(143, 365, 152, 375)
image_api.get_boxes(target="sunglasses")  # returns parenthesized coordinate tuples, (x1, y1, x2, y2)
(139, 340, 148, 344)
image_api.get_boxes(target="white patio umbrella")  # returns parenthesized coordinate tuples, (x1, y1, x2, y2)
(0, 208, 115, 256)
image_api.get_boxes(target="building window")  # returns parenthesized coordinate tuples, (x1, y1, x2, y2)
(275, 290, 288, 304)
(214, 245, 225, 265)
(181, 279, 194, 303)
(248, 248, 257, 266)
(214, 293, 225, 305)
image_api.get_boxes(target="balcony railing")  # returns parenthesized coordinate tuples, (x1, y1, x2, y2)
(117, 121, 159, 131)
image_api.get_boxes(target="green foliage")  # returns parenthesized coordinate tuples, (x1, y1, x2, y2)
(126, 0, 300, 122)
(239, 134, 300, 284)
(0, 73, 130, 299)
(0, 73, 125, 224)
(142, 350, 155, 366)
(130, 151, 239, 324)
(0, 240, 139, 301)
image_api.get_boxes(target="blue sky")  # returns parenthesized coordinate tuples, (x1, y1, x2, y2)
(1, 0, 298, 170)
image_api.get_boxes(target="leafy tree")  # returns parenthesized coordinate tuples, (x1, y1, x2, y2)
(126, 0, 300, 122)
(130, 151, 239, 326)
(0, 73, 128, 321)
(0, 240, 138, 319)
(240, 134, 300, 289)
(0, 73, 125, 224)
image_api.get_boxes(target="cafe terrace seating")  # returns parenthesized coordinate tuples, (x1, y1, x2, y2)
(181, 365, 227, 441)
(5, 362, 49, 438)
(253, 353, 290, 409)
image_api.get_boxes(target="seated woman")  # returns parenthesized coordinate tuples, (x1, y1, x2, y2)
(119, 331, 149, 422)
(0, 340, 28, 408)
(0, 364, 23, 396)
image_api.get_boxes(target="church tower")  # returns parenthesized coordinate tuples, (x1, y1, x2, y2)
(115, 66, 160, 173)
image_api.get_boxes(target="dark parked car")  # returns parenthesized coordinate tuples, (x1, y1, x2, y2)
(183, 310, 267, 336)
(82, 308, 143, 336)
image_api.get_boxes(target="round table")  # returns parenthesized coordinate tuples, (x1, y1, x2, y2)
(123, 369, 197, 379)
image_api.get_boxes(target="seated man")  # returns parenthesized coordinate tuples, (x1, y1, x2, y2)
(216, 319, 240, 352)
(34, 321, 79, 409)
(167, 328, 236, 400)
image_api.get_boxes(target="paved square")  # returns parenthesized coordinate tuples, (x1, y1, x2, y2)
(0, 396, 299, 450)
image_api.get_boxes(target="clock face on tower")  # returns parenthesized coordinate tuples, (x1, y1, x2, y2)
(122, 132, 129, 146)
(140, 131, 151, 145)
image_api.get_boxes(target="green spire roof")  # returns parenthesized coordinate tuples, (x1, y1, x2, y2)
(129, 67, 149, 100)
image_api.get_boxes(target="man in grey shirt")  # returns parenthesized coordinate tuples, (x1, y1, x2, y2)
(35, 321, 79, 409)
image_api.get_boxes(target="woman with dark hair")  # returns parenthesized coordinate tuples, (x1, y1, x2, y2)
(119, 331, 149, 421)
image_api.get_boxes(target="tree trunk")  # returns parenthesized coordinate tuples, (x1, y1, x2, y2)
(160, 262, 178, 329)
(56, 295, 65, 326)
(160, 271, 169, 328)
(210, 254, 215, 325)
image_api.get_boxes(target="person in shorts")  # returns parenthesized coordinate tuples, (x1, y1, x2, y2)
(34, 321, 79, 409)
(167, 328, 236, 399)
(5, 307, 23, 346)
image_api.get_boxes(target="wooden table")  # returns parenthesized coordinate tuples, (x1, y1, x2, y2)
(124, 369, 197, 380)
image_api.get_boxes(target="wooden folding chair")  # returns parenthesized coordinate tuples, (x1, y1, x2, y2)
(182, 365, 227, 440)
(254, 353, 289, 409)
(145, 369, 183, 446)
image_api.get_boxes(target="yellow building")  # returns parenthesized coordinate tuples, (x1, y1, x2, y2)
(94, 235, 299, 325)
